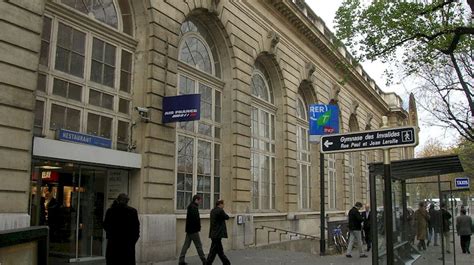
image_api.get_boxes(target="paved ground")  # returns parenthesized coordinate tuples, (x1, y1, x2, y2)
(155, 248, 372, 265)
(155, 236, 472, 265)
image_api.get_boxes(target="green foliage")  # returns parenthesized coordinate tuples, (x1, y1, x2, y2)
(334, 0, 473, 83)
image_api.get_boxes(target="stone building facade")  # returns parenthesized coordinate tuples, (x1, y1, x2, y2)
(0, 0, 416, 263)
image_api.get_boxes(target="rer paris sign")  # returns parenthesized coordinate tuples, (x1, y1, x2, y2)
(309, 104, 339, 142)
(320, 126, 417, 153)
(162, 94, 201, 123)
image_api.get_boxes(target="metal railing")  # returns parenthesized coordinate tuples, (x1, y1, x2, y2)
(254, 225, 319, 246)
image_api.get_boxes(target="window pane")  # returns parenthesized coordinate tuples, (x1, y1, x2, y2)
(102, 93, 114, 110)
(104, 43, 116, 65)
(92, 38, 104, 61)
(103, 65, 115, 87)
(50, 104, 65, 130)
(90, 60, 102, 83)
(55, 47, 69, 73)
(52, 77, 68, 97)
(67, 108, 80, 131)
(215, 90, 221, 123)
(40, 41, 50, 67)
(70, 53, 84, 78)
(119, 98, 130, 114)
(72, 30, 85, 54)
(87, 113, 100, 136)
(68, 83, 82, 101)
(198, 122, 212, 136)
(120, 71, 131, 93)
(57, 23, 72, 49)
(117, 120, 129, 151)
(37, 74, 47, 92)
(89, 90, 101, 107)
(34, 101, 44, 136)
(121, 50, 132, 71)
(100, 116, 112, 138)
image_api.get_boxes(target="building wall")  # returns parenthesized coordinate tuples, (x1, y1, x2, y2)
(0, 0, 415, 263)
(0, 0, 46, 229)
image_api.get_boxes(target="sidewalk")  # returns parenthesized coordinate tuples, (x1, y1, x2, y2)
(155, 248, 372, 265)
(155, 236, 472, 265)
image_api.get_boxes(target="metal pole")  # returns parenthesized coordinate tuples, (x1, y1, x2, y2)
(320, 152, 326, 255)
(437, 175, 445, 265)
(449, 182, 456, 265)
(369, 166, 378, 265)
(401, 180, 407, 241)
(383, 148, 394, 265)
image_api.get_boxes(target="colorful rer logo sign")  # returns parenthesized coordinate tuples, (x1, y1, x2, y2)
(309, 104, 339, 142)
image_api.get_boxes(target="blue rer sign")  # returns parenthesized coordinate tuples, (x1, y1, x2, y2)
(309, 104, 339, 142)
(162, 94, 201, 123)
(58, 129, 112, 148)
(455, 177, 470, 189)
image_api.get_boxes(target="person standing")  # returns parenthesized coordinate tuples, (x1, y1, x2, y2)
(179, 195, 207, 265)
(206, 200, 231, 265)
(456, 208, 472, 254)
(428, 204, 441, 246)
(414, 201, 429, 251)
(346, 202, 367, 258)
(103, 193, 140, 265)
(440, 202, 452, 254)
(362, 204, 371, 251)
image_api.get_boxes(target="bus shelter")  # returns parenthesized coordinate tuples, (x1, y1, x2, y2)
(368, 155, 464, 265)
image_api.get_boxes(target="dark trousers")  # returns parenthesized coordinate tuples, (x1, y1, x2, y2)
(460, 235, 471, 253)
(363, 228, 371, 250)
(206, 238, 230, 265)
(179, 232, 206, 263)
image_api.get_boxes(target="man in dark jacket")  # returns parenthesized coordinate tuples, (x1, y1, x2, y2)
(179, 194, 207, 265)
(346, 202, 367, 258)
(440, 202, 452, 253)
(206, 200, 230, 265)
(103, 193, 140, 265)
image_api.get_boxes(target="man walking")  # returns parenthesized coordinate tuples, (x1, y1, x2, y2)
(440, 202, 452, 254)
(103, 193, 140, 265)
(346, 202, 367, 258)
(362, 204, 371, 251)
(207, 200, 231, 265)
(179, 195, 207, 265)
(456, 208, 472, 254)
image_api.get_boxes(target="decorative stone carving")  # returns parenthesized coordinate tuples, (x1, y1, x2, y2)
(210, 0, 220, 14)
(267, 30, 280, 54)
(350, 101, 359, 115)
(366, 113, 373, 129)
(330, 83, 341, 103)
(305, 62, 316, 81)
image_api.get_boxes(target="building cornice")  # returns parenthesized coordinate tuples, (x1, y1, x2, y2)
(268, 0, 392, 112)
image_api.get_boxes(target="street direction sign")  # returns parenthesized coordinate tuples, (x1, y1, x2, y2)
(320, 126, 417, 153)
(455, 177, 470, 189)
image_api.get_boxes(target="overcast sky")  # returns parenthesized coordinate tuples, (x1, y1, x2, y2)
(305, 0, 459, 153)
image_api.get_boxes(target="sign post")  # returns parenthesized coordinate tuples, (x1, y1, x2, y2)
(309, 104, 339, 256)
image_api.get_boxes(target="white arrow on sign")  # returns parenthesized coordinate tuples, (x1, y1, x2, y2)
(324, 140, 333, 148)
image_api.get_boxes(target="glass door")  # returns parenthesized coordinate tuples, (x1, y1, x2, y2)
(30, 160, 129, 263)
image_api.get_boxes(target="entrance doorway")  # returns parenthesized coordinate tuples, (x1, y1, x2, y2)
(29, 160, 129, 263)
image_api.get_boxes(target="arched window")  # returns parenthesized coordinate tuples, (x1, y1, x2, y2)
(296, 95, 310, 209)
(60, 0, 133, 35)
(251, 63, 276, 210)
(176, 19, 222, 210)
(34, 1, 135, 151)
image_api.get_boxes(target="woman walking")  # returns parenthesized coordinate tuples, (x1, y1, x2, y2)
(414, 201, 430, 251)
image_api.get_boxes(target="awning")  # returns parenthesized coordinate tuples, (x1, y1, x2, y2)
(368, 154, 464, 180)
